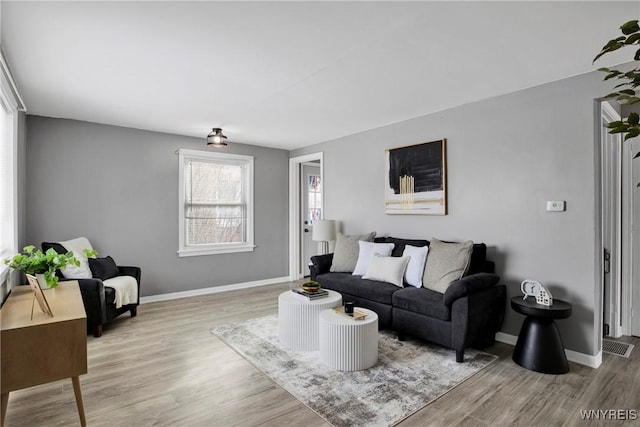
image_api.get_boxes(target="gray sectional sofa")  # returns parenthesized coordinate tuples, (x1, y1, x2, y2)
(310, 236, 506, 362)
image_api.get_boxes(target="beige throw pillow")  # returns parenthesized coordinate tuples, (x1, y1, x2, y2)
(330, 232, 376, 272)
(423, 238, 473, 293)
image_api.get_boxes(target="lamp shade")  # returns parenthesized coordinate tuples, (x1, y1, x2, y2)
(312, 219, 336, 242)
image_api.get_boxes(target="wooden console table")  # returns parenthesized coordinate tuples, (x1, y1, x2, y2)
(1, 281, 87, 426)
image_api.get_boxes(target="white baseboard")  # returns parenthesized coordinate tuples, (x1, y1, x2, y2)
(140, 276, 290, 304)
(495, 332, 602, 369)
(495, 332, 517, 346)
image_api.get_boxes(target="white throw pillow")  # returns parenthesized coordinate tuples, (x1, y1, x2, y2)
(402, 245, 429, 287)
(362, 254, 410, 287)
(352, 241, 395, 276)
(59, 237, 94, 279)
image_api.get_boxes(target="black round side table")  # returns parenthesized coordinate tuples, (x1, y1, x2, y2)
(511, 296, 572, 374)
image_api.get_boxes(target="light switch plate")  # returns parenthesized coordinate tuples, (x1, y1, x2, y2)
(546, 201, 566, 212)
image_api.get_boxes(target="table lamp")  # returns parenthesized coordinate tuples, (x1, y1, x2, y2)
(312, 219, 336, 255)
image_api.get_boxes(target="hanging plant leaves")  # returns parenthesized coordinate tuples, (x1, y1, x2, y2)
(621, 20, 640, 35)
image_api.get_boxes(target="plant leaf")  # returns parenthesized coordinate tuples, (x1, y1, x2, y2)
(626, 33, 640, 44)
(633, 152, 640, 159)
(621, 20, 640, 35)
(624, 128, 640, 140)
(629, 112, 640, 126)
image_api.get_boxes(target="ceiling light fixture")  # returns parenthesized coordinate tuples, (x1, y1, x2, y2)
(206, 128, 228, 147)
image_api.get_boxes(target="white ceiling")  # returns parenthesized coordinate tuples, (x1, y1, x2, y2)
(2, 1, 638, 150)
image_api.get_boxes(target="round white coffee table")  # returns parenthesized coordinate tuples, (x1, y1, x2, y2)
(278, 289, 342, 351)
(319, 307, 378, 371)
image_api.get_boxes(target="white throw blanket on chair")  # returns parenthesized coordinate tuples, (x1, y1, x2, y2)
(103, 276, 138, 309)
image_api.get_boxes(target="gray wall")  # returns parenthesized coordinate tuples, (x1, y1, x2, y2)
(25, 117, 289, 296)
(292, 70, 608, 356)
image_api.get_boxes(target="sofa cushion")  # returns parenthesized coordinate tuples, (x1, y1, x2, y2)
(468, 243, 488, 275)
(89, 256, 120, 280)
(330, 232, 376, 272)
(103, 275, 138, 309)
(423, 239, 473, 293)
(374, 237, 428, 257)
(402, 244, 429, 287)
(362, 254, 409, 287)
(392, 287, 451, 321)
(104, 285, 116, 305)
(374, 237, 489, 275)
(352, 241, 395, 276)
(316, 272, 399, 305)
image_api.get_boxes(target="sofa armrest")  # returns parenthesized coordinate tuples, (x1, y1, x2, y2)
(310, 254, 334, 280)
(450, 284, 506, 352)
(118, 265, 141, 283)
(443, 273, 500, 307)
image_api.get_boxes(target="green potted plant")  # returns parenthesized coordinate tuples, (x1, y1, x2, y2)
(302, 280, 321, 292)
(4, 245, 80, 288)
(594, 19, 640, 185)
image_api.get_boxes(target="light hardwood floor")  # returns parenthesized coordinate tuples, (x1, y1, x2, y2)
(3, 281, 639, 426)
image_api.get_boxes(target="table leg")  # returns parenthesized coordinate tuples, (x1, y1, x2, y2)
(1, 392, 9, 427)
(71, 377, 86, 427)
(513, 316, 569, 374)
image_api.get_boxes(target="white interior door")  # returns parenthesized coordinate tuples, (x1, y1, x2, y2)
(301, 163, 321, 276)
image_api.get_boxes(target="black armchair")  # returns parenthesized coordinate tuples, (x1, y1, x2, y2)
(42, 242, 141, 337)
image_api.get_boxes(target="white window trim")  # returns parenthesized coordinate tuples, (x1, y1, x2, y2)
(177, 148, 255, 257)
(0, 51, 22, 285)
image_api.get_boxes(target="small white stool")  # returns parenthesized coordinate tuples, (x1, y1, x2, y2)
(319, 307, 378, 371)
(278, 289, 342, 351)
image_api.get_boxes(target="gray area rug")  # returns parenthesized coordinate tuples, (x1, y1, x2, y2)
(210, 315, 496, 427)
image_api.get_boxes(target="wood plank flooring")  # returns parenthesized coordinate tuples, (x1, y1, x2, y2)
(2, 281, 639, 426)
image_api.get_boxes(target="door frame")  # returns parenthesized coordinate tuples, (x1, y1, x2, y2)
(300, 162, 322, 276)
(600, 101, 623, 338)
(627, 138, 639, 335)
(289, 152, 324, 280)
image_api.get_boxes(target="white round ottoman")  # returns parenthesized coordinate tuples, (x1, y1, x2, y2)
(278, 289, 342, 351)
(319, 307, 378, 371)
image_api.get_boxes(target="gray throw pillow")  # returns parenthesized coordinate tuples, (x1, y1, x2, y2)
(423, 238, 473, 293)
(330, 232, 376, 272)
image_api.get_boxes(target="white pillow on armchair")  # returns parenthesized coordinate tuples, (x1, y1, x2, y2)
(58, 237, 94, 279)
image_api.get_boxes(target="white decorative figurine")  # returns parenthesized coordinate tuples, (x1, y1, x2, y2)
(520, 280, 553, 306)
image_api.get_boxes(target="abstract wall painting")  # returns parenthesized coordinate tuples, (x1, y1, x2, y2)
(385, 139, 447, 215)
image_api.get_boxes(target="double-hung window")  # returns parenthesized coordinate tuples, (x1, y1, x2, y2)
(178, 149, 254, 256)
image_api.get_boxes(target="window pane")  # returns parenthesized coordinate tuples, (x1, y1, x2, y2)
(0, 102, 13, 261)
(178, 149, 254, 256)
(189, 161, 242, 203)
(186, 205, 245, 245)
